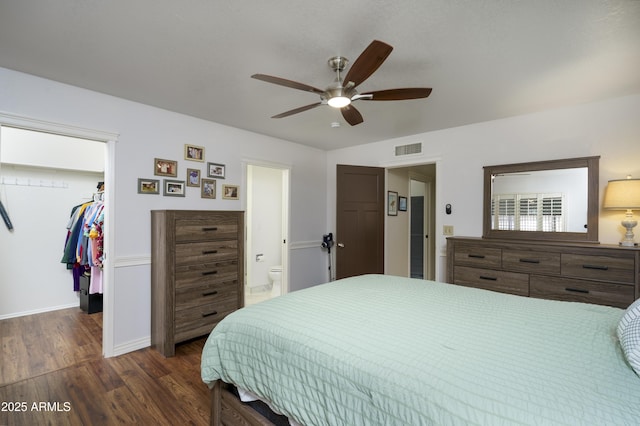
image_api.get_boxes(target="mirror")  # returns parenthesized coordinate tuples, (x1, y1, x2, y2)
(483, 156, 599, 242)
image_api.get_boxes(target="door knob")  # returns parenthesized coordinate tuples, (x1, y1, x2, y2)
(337, 243, 345, 248)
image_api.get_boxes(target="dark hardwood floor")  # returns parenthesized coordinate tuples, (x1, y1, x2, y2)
(0, 307, 210, 425)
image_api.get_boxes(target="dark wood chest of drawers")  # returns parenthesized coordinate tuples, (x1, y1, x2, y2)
(151, 210, 244, 357)
(446, 237, 639, 308)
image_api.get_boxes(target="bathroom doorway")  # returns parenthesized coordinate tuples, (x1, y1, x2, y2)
(245, 163, 290, 306)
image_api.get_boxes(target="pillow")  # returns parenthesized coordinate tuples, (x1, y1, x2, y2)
(620, 316, 640, 376)
(618, 298, 640, 342)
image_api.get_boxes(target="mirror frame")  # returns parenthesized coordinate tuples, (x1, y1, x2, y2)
(482, 156, 600, 242)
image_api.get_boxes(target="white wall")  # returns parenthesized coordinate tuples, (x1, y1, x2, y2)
(0, 67, 328, 355)
(326, 94, 640, 282)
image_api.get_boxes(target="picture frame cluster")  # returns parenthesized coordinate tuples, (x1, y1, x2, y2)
(137, 144, 239, 200)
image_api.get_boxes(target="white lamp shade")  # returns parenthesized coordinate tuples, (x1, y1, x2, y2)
(603, 178, 640, 210)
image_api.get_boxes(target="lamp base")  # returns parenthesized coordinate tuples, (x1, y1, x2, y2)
(619, 213, 637, 247)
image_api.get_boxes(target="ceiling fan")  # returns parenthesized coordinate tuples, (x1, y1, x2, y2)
(251, 40, 432, 126)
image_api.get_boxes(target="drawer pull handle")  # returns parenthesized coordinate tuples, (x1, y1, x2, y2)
(582, 264, 608, 271)
(468, 254, 485, 259)
(519, 258, 540, 264)
(566, 287, 589, 294)
(202, 227, 218, 231)
(479, 275, 497, 281)
(202, 250, 218, 255)
(203, 291, 218, 297)
(202, 311, 218, 318)
(202, 270, 218, 276)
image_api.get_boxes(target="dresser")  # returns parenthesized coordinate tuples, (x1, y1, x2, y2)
(446, 237, 640, 308)
(151, 210, 244, 357)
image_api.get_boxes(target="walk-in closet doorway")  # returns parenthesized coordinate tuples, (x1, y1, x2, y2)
(0, 113, 117, 356)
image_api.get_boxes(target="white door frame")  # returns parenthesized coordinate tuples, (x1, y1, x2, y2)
(242, 159, 291, 297)
(0, 111, 118, 357)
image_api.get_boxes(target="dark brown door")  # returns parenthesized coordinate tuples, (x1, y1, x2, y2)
(336, 165, 385, 279)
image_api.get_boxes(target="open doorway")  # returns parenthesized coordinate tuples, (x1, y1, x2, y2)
(0, 116, 116, 357)
(245, 163, 290, 305)
(386, 164, 436, 280)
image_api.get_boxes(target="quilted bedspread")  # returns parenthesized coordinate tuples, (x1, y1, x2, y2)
(201, 274, 640, 425)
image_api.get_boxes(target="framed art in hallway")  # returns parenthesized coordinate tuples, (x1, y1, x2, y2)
(388, 191, 398, 216)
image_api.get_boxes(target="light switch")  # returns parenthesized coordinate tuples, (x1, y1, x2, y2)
(443, 225, 454, 236)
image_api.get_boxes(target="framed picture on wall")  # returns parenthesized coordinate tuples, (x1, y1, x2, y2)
(201, 178, 216, 199)
(187, 168, 201, 187)
(184, 144, 205, 162)
(163, 179, 185, 197)
(388, 191, 398, 216)
(154, 158, 178, 177)
(207, 162, 226, 179)
(137, 178, 160, 194)
(399, 196, 407, 211)
(222, 184, 239, 200)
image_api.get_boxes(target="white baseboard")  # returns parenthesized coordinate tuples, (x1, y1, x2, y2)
(112, 336, 151, 357)
(0, 302, 79, 321)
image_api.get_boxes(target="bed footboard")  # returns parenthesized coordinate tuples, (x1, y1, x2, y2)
(210, 380, 275, 426)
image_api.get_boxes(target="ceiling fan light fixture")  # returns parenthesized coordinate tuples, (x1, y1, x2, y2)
(327, 96, 351, 108)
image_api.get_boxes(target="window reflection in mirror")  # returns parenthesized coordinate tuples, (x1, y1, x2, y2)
(491, 168, 588, 233)
(482, 156, 599, 242)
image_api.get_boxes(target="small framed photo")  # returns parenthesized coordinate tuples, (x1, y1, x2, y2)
(399, 196, 407, 212)
(201, 178, 216, 199)
(154, 158, 178, 177)
(187, 168, 201, 187)
(222, 184, 239, 200)
(137, 178, 160, 194)
(387, 191, 398, 216)
(207, 162, 226, 179)
(184, 144, 205, 162)
(163, 179, 186, 197)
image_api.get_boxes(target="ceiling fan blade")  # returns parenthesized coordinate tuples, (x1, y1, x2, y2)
(271, 102, 322, 119)
(252, 74, 325, 95)
(343, 40, 393, 88)
(359, 88, 433, 101)
(341, 104, 364, 126)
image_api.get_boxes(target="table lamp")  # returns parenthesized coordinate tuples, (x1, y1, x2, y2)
(603, 176, 640, 246)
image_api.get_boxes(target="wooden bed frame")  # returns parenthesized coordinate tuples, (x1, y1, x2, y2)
(210, 380, 280, 426)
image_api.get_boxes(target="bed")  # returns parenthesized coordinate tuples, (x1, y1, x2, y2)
(201, 274, 640, 425)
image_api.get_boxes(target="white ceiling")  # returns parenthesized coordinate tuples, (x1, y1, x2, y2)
(1, 1, 639, 151)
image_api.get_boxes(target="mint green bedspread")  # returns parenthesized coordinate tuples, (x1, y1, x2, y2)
(201, 274, 640, 425)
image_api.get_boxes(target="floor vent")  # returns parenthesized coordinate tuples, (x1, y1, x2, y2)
(395, 143, 422, 156)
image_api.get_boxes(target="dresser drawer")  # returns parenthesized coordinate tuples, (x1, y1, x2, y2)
(561, 254, 635, 284)
(175, 217, 238, 242)
(174, 296, 238, 342)
(175, 240, 238, 265)
(454, 245, 502, 269)
(175, 259, 239, 289)
(530, 275, 635, 308)
(175, 279, 238, 310)
(502, 250, 560, 274)
(453, 266, 529, 296)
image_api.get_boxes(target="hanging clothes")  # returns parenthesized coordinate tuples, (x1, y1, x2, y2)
(61, 192, 105, 294)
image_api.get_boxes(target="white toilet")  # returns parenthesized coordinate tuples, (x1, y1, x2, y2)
(268, 265, 282, 297)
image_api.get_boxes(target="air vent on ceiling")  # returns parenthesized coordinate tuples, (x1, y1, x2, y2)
(395, 142, 422, 156)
